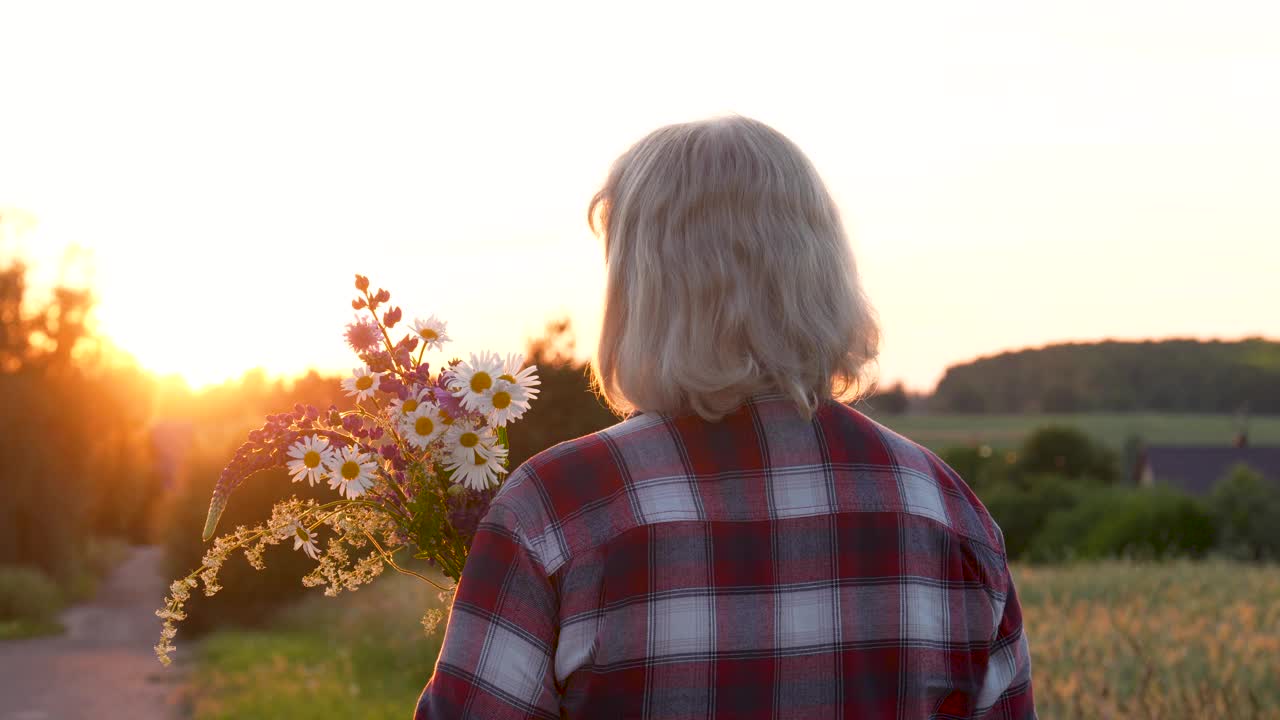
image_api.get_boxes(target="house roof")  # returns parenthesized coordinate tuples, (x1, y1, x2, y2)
(1140, 445, 1280, 496)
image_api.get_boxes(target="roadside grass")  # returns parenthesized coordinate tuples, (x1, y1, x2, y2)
(0, 537, 132, 642)
(869, 412, 1280, 452)
(0, 618, 64, 641)
(188, 572, 447, 720)
(0, 565, 65, 641)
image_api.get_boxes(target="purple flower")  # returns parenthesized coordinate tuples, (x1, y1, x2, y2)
(380, 376, 406, 398)
(433, 386, 463, 418)
(344, 318, 383, 354)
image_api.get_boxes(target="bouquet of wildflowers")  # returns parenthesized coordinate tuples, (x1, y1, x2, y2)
(155, 275, 539, 665)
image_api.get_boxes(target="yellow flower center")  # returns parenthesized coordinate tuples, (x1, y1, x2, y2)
(356, 375, 373, 391)
(469, 372, 492, 393)
(491, 391, 512, 410)
(459, 432, 479, 448)
(294, 526, 311, 543)
(402, 398, 420, 414)
(420, 328, 438, 341)
(341, 460, 360, 480)
(499, 373, 516, 383)
(414, 416, 435, 436)
(303, 450, 322, 469)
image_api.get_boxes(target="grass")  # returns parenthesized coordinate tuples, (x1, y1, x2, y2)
(0, 618, 64, 640)
(0, 537, 132, 643)
(869, 412, 1280, 452)
(188, 573, 447, 720)
(191, 560, 1280, 719)
(1014, 560, 1280, 719)
(0, 564, 65, 641)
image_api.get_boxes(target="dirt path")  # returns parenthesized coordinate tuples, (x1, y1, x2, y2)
(0, 546, 186, 720)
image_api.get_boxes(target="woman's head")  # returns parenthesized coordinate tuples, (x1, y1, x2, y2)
(590, 116, 880, 421)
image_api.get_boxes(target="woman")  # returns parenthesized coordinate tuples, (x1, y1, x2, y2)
(416, 116, 1035, 719)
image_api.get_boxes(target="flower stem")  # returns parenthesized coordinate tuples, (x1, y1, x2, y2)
(364, 531, 454, 591)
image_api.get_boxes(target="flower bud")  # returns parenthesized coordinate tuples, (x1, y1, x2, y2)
(352, 297, 367, 310)
(355, 274, 370, 291)
(374, 289, 391, 304)
(383, 306, 402, 328)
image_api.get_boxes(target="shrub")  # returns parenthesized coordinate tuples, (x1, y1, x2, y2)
(0, 565, 64, 623)
(1016, 425, 1117, 483)
(979, 475, 1081, 560)
(1028, 487, 1217, 562)
(1210, 464, 1280, 561)
(940, 444, 1019, 492)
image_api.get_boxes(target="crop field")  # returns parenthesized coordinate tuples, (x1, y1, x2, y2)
(869, 412, 1280, 452)
(1015, 561, 1280, 719)
(187, 561, 1280, 720)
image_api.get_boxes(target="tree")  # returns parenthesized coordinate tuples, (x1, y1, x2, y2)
(1016, 425, 1117, 483)
(1209, 464, 1280, 562)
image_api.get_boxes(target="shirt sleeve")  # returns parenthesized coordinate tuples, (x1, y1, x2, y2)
(415, 502, 561, 720)
(973, 566, 1037, 719)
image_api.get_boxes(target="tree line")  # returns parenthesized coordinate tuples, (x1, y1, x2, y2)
(930, 338, 1280, 413)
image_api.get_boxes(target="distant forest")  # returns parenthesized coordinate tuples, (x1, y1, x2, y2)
(927, 338, 1280, 413)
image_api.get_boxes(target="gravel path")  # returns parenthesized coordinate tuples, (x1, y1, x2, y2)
(0, 546, 186, 720)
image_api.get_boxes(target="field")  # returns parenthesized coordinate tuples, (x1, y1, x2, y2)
(188, 561, 1280, 720)
(870, 412, 1280, 452)
(1015, 561, 1280, 719)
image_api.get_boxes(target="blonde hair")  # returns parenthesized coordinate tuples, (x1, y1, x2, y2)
(589, 116, 880, 421)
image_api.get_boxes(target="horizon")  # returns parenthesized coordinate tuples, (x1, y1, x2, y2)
(2, 1, 1277, 391)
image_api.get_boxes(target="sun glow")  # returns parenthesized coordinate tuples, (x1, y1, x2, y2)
(2, 1, 1277, 391)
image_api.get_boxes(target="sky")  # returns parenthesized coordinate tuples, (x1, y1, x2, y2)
(1, 1, 1277, 391)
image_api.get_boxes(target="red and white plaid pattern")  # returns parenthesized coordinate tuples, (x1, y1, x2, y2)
(417, 393, 1035, 719)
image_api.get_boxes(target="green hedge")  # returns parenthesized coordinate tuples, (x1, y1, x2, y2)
(980, 475, 1082, 560)
(1027, 487, 1217, 562)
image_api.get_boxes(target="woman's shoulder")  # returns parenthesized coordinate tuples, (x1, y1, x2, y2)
(826, 402, 1008, 557)
(488, 414, 658, 573)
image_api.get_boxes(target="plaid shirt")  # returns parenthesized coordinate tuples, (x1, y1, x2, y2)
(416, 393, 1035, 719)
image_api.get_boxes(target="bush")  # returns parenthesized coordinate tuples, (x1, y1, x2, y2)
(0, 565, 64, 623)
(1016, 425, 1117, 483)
(1210, 464, 1280, 561)
(1028, 487, 1217, 562)
(980, 475, 1081, 560)
(940, 446, 1015, 491)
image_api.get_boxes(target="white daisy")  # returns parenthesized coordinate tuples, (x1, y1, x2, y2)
(498, 353, 541, 400)
(475, 378, 532, 427)
(324, 445, 378, 499)
(444, 444, 509, 491)
(410, 315, 450, 351)
(400, 403, 445, 449)
(389, 386, 432, 420)
(446, 351, 504, 413)
(340, 366, 383, 401)
(285, 435, 333, 486)
(443, 418, 499, 465)
(287, 520, 320, 560)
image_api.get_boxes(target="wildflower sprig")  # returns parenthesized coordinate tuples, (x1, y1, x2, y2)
(156, 275, 539, 665)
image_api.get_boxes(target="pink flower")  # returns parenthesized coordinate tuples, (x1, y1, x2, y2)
(344, 319, 382, 354)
